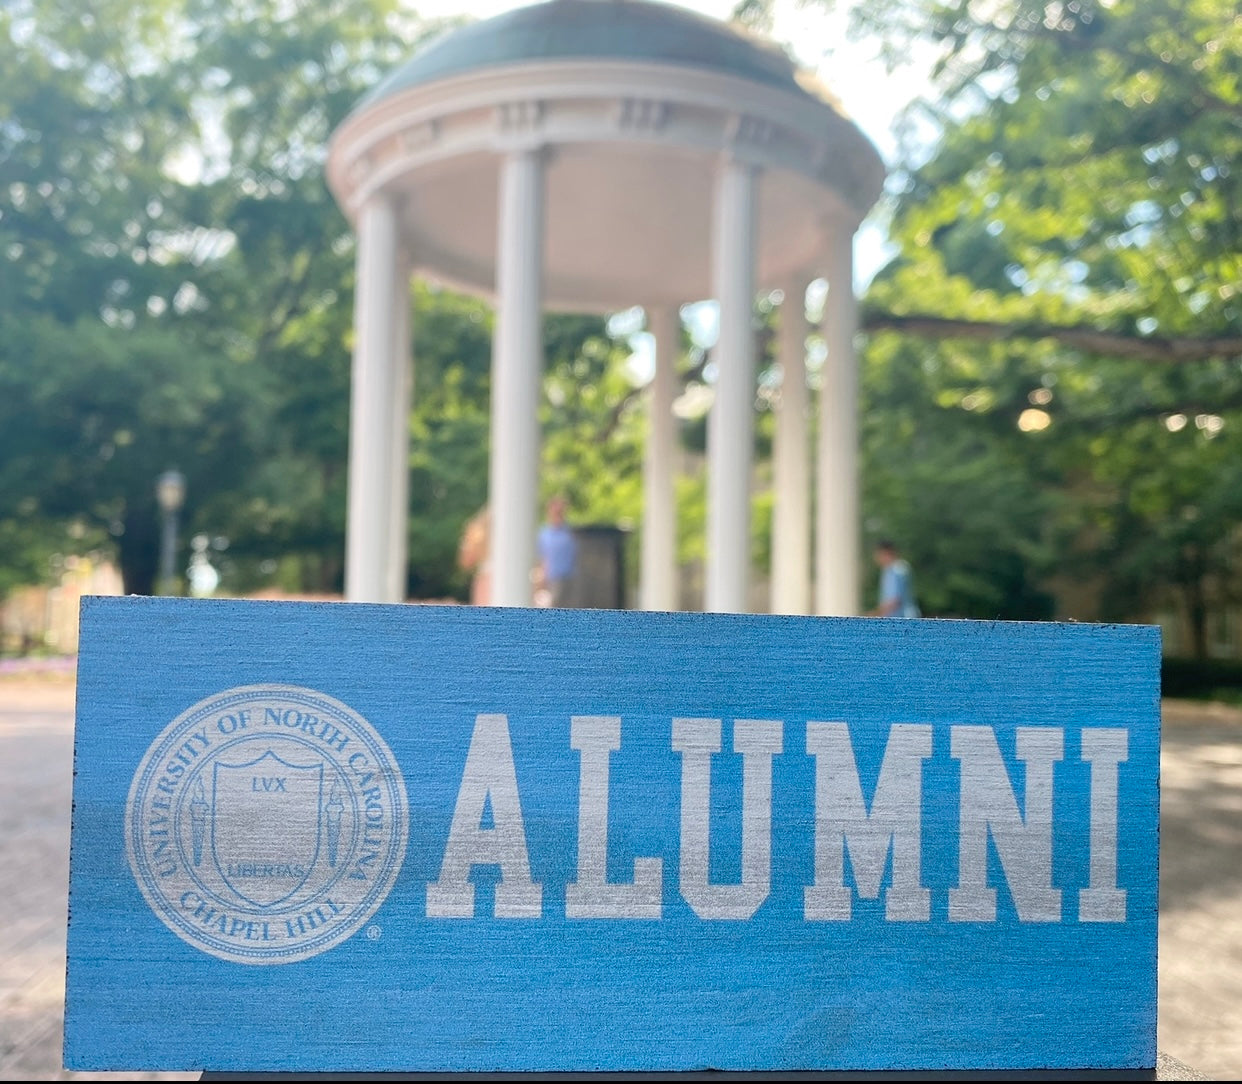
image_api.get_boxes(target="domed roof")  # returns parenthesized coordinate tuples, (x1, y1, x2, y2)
(362, 0, 809, 107)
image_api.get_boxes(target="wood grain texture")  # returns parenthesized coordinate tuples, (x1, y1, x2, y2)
(64, 598, 1159, 1073)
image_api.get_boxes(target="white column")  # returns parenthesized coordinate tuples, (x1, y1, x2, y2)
(772, 279, 810, 614)
(489, 149, 546, 607)
(705, 160, 758, 613)
(816, 221, 860, 616)
(641, 306, 680, 611)
(386, 257, 412, 603)
(345, 194, 398, 603)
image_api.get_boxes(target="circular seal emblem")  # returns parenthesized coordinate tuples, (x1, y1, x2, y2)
(126, 684, 407, 965)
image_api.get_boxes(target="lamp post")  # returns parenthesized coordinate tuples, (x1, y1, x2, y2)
(155, 469, 186, 596)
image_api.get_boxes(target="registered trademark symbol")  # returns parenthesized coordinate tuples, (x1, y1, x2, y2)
(366, 925, 382, 940)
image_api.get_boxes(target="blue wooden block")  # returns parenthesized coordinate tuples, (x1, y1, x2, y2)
(64, 597, 1159, 1073)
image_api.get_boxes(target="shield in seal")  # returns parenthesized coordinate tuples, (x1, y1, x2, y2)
(210, 749, 324, 908)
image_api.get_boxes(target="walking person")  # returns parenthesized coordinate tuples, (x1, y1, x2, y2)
(535, 496, 577, 607)
(457, 505, 491, 605)
(868, 539, 921, 618)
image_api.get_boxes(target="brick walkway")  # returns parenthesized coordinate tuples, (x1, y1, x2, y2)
(1, 675, 1236, 1079)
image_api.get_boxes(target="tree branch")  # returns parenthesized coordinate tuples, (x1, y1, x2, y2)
(861, 312, 1242, 363)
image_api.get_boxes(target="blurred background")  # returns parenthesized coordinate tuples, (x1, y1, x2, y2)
(2, 0, 1239, 685)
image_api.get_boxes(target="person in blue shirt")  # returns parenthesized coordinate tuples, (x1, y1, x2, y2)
(869, 539, 921, 618)
(536, 496, 578, 607)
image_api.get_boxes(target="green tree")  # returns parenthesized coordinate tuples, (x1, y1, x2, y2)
(0, 0, 422, 595)
(729, 0, 1240, 640)
(856, 0, 1242, 646)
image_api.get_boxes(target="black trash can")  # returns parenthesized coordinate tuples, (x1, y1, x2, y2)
(567, 525, 629, 610)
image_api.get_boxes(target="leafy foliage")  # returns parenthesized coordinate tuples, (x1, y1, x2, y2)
(854, 0, 1242, 645)
(0, 0, 415, 594)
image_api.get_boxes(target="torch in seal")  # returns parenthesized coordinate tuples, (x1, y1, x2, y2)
(190, 778, 209, 867)
(325, 781, 344, 868)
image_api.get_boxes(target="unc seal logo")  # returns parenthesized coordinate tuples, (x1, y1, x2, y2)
(126, 685, 407, 965)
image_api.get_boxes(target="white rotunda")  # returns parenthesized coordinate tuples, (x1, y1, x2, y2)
(326, 0, 885, 612)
